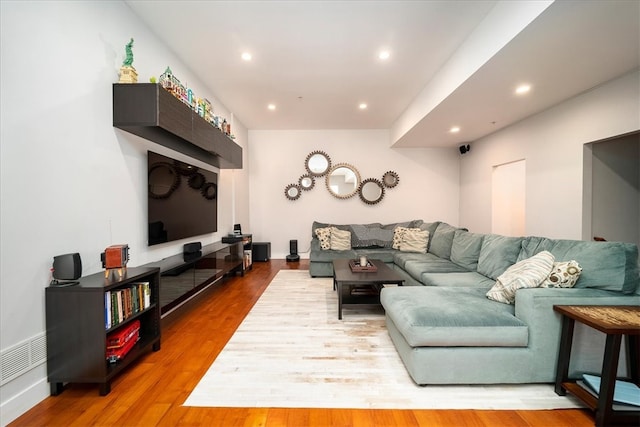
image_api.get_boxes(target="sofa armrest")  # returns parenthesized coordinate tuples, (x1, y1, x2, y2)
(514, 287, 638, 377)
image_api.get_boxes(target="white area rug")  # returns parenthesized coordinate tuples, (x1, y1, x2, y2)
(184, 270, 584, 410)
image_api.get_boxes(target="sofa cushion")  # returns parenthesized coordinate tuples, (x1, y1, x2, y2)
(329, 227, 351, 250)
(419, 221, 441, 252)
(477, 235, 524, 280)
(428, 222, 460, 260)
(403, 258, 468, 283)
(392, 227, 422, 249)
(315, 227, 332, 250)
(519, 237, 639, 294)
(399, 229, 429, 253)
(450, 230, 485, 270)
(541, 260, 582, 288)
(309, 238, 357, 262)
(486, 251, 555, 304)
(420, 271, 495, 289)
(381, 286, 528, 347)
(393, 252, 441, 270)
(354, 248, 398, 263)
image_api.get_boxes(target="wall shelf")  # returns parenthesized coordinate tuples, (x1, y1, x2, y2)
(113, 83, 242, 169)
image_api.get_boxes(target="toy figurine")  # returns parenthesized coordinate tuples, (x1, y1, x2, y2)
(118, 38, 138, 83)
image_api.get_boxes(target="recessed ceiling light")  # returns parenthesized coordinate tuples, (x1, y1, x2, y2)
(241, 52, 252, 61)
(378, 50, 390, 60)
(515, 84, 531, 95)
(450, 126, 460, 133)
(359, 103, 368, 110)
(267, 104, 276, 111)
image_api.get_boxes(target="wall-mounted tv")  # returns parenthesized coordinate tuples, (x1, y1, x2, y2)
(147, 151, 218, 246)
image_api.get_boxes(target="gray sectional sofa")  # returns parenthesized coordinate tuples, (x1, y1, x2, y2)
(309, 220, 640, 385)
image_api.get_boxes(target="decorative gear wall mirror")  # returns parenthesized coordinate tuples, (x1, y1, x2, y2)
(284, 150, 399, 204)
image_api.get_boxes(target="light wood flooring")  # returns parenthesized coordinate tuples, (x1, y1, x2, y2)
(10, 260, 595, 426)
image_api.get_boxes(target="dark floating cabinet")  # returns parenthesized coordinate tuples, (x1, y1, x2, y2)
(45, 267, 161, 396)
(113, 83, 242, 169)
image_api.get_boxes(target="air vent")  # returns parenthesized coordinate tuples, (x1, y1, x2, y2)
(0, 333, 47, 385)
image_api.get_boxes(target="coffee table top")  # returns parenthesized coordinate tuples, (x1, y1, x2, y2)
(332, 259, 403, 284)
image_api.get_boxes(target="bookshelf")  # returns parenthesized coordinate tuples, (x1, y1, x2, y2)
(45, 267, 161, 396)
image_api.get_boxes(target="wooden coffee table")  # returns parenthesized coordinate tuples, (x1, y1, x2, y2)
(332, 259, 404, 319)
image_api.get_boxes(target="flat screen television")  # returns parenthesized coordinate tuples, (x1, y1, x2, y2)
(147, 151, 217, 246)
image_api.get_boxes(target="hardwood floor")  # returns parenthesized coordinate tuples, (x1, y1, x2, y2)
(10, 260, 594, 426)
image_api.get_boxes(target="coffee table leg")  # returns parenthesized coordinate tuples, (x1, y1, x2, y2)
(337, 281, 343, 320)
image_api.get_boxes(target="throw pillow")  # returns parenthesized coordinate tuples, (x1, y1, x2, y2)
(392, 227, 421, 249)
(399, 229, 429, 253)
(541, 260, 583, 288)
(315, 227, 332, 250)
(486, 250, 555, 304)
(330, 227, 351, 251)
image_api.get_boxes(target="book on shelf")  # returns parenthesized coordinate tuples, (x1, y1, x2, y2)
(582, 374, 640, 407)
(104, 282, 151, 329)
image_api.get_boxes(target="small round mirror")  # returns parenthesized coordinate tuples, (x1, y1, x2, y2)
(359, 178, 385, 204)
(305, 151, 331, 177)
(382, 171, 399, 188)
(284, 183, 302, 200)
(299, 174, 315, 191)
(149, 162, 180, 199)
(326, 163, 361, 199)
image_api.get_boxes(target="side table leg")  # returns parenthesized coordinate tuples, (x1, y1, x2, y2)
(337, 282, 343, 320)
(595, 334, 622, 427)
(627, 335, 639, 384)
(555, 316, 575, 395)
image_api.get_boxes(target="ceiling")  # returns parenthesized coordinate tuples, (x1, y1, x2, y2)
(126, 0, 639, 148)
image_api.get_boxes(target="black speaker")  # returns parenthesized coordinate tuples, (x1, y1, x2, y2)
(459, 144, 471, 154)
(286, 239, 300, 262)
(183, 242, 202, 254)
(52, 253, 82, 285)
(233, 224, 242, 235)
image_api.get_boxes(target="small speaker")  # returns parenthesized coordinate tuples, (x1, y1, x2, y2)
(183, 242, 202, 254)
(459, 144, 471, 154)
(286, 239, 300, 262)
(233, 224, 242, 235)
(52, 253, 82, 282)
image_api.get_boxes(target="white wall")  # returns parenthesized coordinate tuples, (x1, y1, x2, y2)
(248, 130, 461, 258)
(0, 2, 249, 423)
(459, 70, 640, 238)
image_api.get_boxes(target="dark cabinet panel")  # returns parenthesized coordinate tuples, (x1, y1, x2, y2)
(113, 84, 242, 169)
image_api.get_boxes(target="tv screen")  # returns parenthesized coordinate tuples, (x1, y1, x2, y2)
(147, 151, 217, 246)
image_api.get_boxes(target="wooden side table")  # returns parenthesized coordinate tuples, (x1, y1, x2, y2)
(553, 305, 640, 426)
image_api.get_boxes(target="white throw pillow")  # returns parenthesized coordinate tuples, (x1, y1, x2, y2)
(392, 226, 421, 250)
(330, 227, 351, 251)
(399, 229, 429, 253)
(315, 227, 332, 250)
(486, 251, 555, 304)
(541, 260, 582, 288)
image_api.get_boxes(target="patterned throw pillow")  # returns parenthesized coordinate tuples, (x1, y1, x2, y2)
(315, 227, 332, 250)
(399, 229, 429, 253)
(541, 260, 582, 288)
(330, 227, 351, 251)
(392, 227, 421, 249)
(486, 251, 555, 304)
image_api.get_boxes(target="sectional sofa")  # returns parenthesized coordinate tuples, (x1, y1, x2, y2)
(309, 220, 640, 385)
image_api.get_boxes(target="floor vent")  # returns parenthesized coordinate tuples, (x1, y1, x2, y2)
(1, 333, 47, 385)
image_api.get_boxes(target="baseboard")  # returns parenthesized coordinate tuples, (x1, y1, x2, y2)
(0, 377, 49, 427)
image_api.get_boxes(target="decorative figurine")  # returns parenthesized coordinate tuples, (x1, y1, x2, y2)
(101, 244, 130, 279)
(118, 38, 138, 83)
